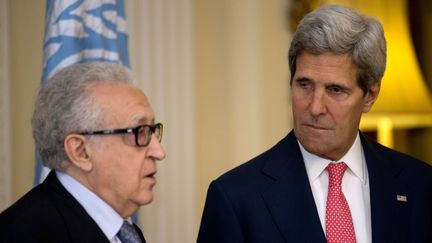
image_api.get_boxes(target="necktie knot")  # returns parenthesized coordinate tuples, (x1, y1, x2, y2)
(327, 162, 347, 187)
(117, 221, 142, 243)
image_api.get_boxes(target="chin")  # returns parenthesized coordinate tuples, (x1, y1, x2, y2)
(301, 140, 329, 156)
(299, 135, 321, 149)
(136, 191, 154, 206)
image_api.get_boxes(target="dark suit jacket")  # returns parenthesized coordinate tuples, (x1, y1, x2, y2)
(197, 131, 432, 243)
(0, 171, 146, 243)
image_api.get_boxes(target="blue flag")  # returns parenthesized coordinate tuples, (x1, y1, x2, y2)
(35, 0, 130, 184)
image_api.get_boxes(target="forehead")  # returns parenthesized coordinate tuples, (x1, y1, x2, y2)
(294, 52, 358, 85)
(89, 83, 154, 126)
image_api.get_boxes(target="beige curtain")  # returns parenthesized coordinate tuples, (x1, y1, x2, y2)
(126, 1, 196, 243)
(0, 0, 11, 212)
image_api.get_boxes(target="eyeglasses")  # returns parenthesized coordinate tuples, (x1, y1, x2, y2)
(79, 123, 163, 147)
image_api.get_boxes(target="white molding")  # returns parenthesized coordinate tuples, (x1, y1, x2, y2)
(0, 0, 11, 211)
(126, 1, 195, 242)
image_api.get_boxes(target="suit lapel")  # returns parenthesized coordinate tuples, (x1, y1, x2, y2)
(260, 132, 412, 242)
(261, 132, 326, 242)
(42, 171, 111, 243)
(361, 134, 409, 243)
(134, 223, 147, 243)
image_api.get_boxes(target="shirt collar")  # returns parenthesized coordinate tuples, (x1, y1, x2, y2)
(299, 133, 367, 184)
(56, 171, 129, 240)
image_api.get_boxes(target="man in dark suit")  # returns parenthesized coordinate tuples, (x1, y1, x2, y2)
(0, 62, 166, 242)
(197, 4, 432, 243)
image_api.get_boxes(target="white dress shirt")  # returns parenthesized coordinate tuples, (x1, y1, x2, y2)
(299, 133, 372, 243)
(57, 171, 130, 243)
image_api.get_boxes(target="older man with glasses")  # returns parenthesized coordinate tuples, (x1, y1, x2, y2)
(0, 62, 165, 243)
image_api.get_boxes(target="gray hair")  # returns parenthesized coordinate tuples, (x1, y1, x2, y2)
(32, 62, 135, 171)
(288, 4, 386, 93)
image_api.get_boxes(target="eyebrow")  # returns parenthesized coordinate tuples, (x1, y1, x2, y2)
(326, 83, 350, 89)
(131, 115, 155, 126)
(294, 76, 312, 82)
(295, 76, 350, 89)
(293, 76, 314, 85)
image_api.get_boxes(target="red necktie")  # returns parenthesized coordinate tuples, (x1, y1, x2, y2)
(325, 162, 356, 243)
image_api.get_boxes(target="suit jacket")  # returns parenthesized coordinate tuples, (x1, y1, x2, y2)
(197, 131, 432, 243)
(0, 171, 146, 243)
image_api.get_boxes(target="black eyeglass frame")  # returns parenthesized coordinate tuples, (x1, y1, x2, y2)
(79, 123, 163, 147)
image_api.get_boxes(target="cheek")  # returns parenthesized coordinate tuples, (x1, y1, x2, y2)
(291, 95, 303, 112)
(95, 151, 139, 185)
(291, 90, 301, 104)
(291, 100, 308, 123)
(121, 153, 152, 187)
(332, 105, 363, 134)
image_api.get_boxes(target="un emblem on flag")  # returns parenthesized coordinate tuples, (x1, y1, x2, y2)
(42, 0, 130, 81)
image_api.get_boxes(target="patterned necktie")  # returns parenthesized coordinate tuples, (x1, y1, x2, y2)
(117, 221, 142, 243)
(325, 162, 356, 243)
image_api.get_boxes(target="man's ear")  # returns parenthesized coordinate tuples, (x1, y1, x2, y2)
(363, 82, 381, 113)
(64, 134, 93, 172)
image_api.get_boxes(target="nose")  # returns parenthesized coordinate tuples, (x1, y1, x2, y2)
(309, 89, 327, 116)
(147, 135, 166, 161)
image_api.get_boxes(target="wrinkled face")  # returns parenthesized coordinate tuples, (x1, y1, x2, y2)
(291, 52, 379, 161)
(87, 84, 166, 218)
